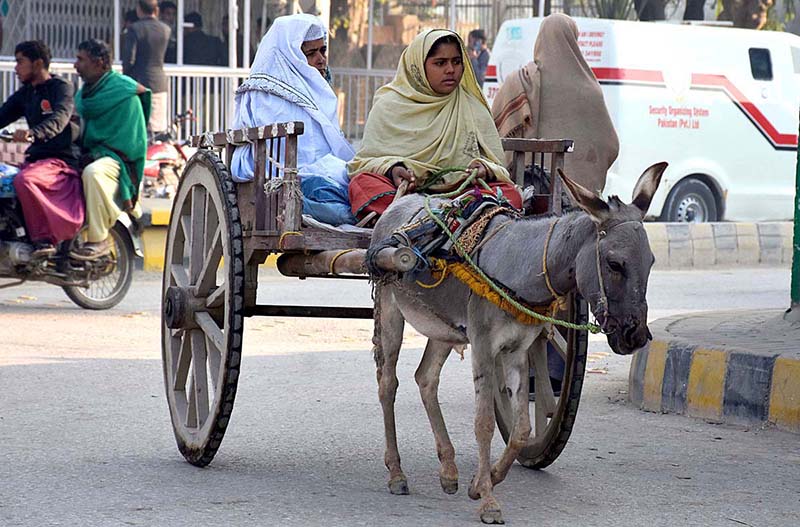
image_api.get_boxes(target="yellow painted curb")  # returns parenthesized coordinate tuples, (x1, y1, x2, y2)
(769, 357, 800, 433)
(150, 208, 171, 226)
(141, 224, 279, 272)
(686, 348, 726, 421)
(642, 340, 667, 412)
(142, 226, 167, 272)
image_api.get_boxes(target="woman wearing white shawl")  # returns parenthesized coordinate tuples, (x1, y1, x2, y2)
(231, 14, 356, 225)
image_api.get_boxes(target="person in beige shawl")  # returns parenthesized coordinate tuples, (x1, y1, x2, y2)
(491, 13, 619, 195)
(348, 29, 521, 222)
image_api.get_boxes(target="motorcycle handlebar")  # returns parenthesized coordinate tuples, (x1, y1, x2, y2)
(0, 129, 33, 143)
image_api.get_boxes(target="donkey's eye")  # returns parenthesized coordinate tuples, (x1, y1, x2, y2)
(608, 260, 625, 275)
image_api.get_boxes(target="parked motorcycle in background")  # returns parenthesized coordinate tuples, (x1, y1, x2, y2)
(0, 130, 139, 309)
(144, 109, 197, 199)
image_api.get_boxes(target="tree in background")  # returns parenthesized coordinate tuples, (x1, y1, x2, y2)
(718, 0, 776, 29)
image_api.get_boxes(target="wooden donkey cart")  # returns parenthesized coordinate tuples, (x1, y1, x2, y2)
(160, 121, 587, 475)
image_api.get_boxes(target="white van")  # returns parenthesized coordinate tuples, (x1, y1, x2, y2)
(484, 17, 800, 222)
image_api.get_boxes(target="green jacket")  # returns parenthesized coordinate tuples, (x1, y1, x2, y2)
(76, 71, 151, 203)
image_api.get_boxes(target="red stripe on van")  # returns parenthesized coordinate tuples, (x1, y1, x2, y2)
(592, 67, 798, 148)
(592, 67, 664, 84)
(486, 64, 497, 77)
(691, 73, 797, 147)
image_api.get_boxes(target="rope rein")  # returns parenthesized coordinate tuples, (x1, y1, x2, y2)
(418, 171, 601, 334)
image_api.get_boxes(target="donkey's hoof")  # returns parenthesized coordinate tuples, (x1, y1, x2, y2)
(388, 476, 409, 495)
(440, 476, 458, 495)
(479, 506, 505, 525)
(468, 475, 480, 501)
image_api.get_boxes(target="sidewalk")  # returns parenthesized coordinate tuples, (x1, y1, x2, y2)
(629, 309, 800, 434)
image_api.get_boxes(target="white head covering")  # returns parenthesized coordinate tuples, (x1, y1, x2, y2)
(235, 14, 353, 161)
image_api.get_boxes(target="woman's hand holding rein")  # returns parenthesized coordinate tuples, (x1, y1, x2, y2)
(389, 164, 417, 192)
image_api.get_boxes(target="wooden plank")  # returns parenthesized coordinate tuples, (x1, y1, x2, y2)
(501, 138, 574, 154)
(282, 133, 302, 233)
(253, 138, 267, 231)
(245, 229, 372, 252)
(189, 121, 306, 147)
(551, 151, 566, 215)
(512, 150, 526, 187)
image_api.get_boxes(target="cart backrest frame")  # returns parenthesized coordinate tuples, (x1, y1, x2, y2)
(191, 123, 574, 245)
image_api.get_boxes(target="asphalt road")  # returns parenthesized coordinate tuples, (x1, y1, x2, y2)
(0, 268, 797, 527)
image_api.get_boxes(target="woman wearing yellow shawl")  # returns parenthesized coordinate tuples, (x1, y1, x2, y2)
(347, 29, 521, 222)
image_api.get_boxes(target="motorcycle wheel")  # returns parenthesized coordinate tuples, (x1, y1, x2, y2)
(62, 223, 134, 310)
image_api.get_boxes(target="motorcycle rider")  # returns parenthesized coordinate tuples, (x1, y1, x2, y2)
(0, 40, 84, 257)
(73, 39, 149, 260)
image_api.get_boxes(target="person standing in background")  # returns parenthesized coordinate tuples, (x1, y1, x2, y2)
(159, 1, 177, 63)
(122, 10, 138, 36)
(122, 0, 170, 134)
(182, 12, 225, 66)
(122, 1, 169, 134)
(467, 29, 490, 88)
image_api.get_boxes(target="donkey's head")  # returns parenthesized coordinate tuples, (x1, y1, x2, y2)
(558, 162, 667, 355)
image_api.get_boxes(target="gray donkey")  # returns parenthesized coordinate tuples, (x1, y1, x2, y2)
(368, 162, 667, 524)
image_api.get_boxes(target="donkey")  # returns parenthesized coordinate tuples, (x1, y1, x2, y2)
(368, 162, 667, 524)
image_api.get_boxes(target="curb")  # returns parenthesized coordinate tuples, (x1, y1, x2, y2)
(629, 311, 800, 434)
(139, 201, 793, 272)
(643, 222, 793, 270)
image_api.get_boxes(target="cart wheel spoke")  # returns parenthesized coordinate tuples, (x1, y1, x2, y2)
(531, 342, 557, 416)
(171, 264, 190, 289)
(186, 371, 198, 428)
(195, 311, 226, 356)
(206, 284, 226, 309)
(190, 329, 210, 426)
(548, 326, 568, 361)
(173, 330, 192, 391)
(206, 335, 222, 394)
(188, 186, 207, 283)
(196, 225, 223, 295)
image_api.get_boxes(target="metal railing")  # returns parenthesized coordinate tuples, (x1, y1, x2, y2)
(0, 59, 391, 143)
(330, 67, 395, 142)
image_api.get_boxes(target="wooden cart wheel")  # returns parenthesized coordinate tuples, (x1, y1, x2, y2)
(494, 292, 589, 469)
(161, 149, 245, 467)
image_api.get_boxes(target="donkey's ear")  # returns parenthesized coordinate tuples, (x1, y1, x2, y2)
(631, 162, 668, 216)
(557, 168, 610, 224)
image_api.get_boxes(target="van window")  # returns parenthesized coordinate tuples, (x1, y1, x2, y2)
(792, 47, 800, 74)
(748, 48, 773, 80)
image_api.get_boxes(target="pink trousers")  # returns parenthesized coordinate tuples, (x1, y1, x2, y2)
(12, 158, 85, 245)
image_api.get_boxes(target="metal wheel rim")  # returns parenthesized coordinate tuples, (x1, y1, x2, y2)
(69, 227, 126, 301)
(675, 194, 707, 223)
(162, 161, 232, 449)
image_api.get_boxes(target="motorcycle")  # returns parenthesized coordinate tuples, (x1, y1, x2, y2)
(143, 109, 197, 199)
(0, 130, 141, 310)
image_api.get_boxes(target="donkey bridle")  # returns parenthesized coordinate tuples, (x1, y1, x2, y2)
(542, 217, 644, 335)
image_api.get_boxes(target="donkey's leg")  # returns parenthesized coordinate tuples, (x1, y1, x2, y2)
(414, 339, 458, 494)
(490, 338, 535, 486)
(466, 332, 504, 524)
(374, 285, 409, 495)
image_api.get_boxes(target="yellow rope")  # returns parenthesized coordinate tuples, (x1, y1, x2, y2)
(415, 258, 448, 288)
(278, 230, 303, 249)
(329, 248, 358, 275)
(428, 257, 566, 326)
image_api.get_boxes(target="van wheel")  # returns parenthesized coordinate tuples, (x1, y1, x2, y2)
(662, 178, 718, 223)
